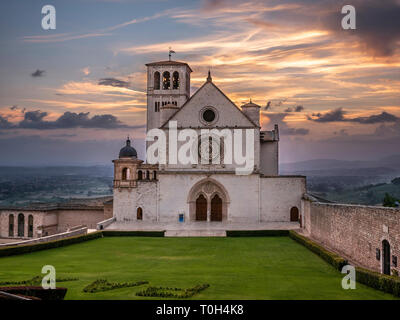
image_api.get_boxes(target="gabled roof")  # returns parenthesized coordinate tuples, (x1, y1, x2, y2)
(145, 60, 193, 72)
(160, 79, 259, 128)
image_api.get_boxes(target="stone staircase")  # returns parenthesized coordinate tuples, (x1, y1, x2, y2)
(165, 230, 226, 237)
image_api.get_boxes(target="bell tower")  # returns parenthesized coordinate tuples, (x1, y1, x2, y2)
(145, 59, 192, 133)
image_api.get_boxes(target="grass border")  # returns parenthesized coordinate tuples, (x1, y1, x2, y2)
(0, 231, 103, 258)
(0, 230, 165, 257)
(288, 230, 347, 271)
(289, 230, 400, 297)
(226, 230, 289, 237)
(102, 231, 165, 237)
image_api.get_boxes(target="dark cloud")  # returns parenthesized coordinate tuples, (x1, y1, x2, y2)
(0, 110, 142, 130)
(308, 108, 346, 122)
(0, 115, 13, 129)
(308, 108, 400, 124)
(265, 112, 309, 136)
(284, 105, 304, 113)
(98, 78, 130, 88)
(324, 0, 400, 57)
(31, 69, 45, 77)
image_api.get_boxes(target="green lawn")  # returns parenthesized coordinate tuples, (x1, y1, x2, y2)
(0, 236, 397, 300)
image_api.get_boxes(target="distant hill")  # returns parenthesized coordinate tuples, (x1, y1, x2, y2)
(0, 165, 114, 178)
(281, 154, 400, 176)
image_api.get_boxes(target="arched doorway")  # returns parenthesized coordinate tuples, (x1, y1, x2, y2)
(195, 194, 207, 221)
(137, 207, 143, 220)
(28, 215, 34, 237)
(211, 194, 222, 221)
(8, 214, 14, 237)
(382, 240, 391, 275)
(188, 178, 229, 222)
(18, 213, 24, 237)
(290, 207, 299, 221)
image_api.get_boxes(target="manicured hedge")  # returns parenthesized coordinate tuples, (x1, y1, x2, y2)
(102, 231, 165, 237)
(356, 266, 400, 297)
(226, 230, 289, 237)
(288, 230, 348, 271)
(0, 231, 103, 258)
(0, 286, 67, 300)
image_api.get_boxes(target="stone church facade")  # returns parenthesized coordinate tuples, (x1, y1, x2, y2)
(111, 59, 306, 226)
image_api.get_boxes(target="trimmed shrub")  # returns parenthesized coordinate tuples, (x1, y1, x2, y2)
(82, 279, 148, 293)
(136, 284, 209, 298)
(102, 231, 165, 237)
(226, 230, 289, 237)
(355, 267, 400, 297)
(0, 275, 78, 286)
(0, 231, 103, 258)
(288, 230, 347, 271)
(0, 286, 67, 300)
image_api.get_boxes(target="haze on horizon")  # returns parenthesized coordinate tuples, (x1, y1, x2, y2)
(0, 0, 399, 166)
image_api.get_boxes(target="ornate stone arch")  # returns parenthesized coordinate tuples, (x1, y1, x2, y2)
(187, 178, 230, 221)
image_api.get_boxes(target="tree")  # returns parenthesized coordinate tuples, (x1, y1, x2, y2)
(391, 177, 400, 186)
(383, 193, 398, 207)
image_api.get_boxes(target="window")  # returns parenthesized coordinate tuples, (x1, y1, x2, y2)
(137, 207, 143, 220)
(8, 214, 14, 237)
(172, 71, 180, 89)
(122, 167, 130, 180)
(200, 107, 218, 125)
(154, 71, 160, 90)
(28, 215, 33, 237)
(162, 71, 170, 90)
(153, 171, 157, 180)
(203, 109, 216, 122)
(198, 135, 222, 164)
(137, 170, 143, 180)
(146, 170, 150, 180)
(154, 101, 160, 112)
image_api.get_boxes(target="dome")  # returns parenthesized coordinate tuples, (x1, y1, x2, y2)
(241, 99, 261, 109)
(119, 138, 137, 158)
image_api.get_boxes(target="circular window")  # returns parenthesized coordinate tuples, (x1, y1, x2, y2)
(202, 109, 215, 122)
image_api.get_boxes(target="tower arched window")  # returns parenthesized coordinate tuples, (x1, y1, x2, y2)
(172, 71, 180, 89)
(137, 170, 143, 180)
(8, 214, 14, 237)
(162, 71, 170, 90)
(122, 168, 130, 180)
(154, 71, 160, 90)
(28, 215, 33, 238)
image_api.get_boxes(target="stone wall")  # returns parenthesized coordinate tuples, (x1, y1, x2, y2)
(0, 206, 109, 238)
(303, 200, 400, 274)
(261, 176, 306, 222)
(56, 209, 106, 231)
(113, 181, 157, 222)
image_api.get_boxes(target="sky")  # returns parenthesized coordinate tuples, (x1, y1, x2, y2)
(0, 0, 399, 165)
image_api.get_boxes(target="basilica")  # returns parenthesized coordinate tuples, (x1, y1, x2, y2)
(108, 59, 306, 231)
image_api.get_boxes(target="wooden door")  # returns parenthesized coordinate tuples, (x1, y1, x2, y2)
(196, 195, 207, 221)
(383, 240, 391, 275)
(290, 207, 299, 222)
(211, 195, 222, 221)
